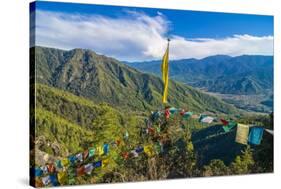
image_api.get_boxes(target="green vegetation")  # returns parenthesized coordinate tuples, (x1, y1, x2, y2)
(32, 46, 239, 115)
(31, 46, 273, 186)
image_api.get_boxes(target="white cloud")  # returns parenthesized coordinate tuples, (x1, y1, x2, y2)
(34, 10, 273, 61)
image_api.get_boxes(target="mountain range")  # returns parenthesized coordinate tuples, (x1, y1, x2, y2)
(32, 46, 239, 115)
(125, 55, 273, 95)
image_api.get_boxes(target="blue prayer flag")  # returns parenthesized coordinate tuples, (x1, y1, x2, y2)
(35, 167, 43, 177)
(248, 127, 264, 145)
(135, 146, 144, 153)
(94, 160, 102, 168)
(103, 144, 109, 155)
(50, 174, 59, 186)
(68, 155, 77, 165)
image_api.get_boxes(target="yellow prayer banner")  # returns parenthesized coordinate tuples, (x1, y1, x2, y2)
(61, 158, 69, 167)
(144, 145, 154, 157)
(96, 146, 104, 156)
(57, 171, 67, 184)
(161, 41, 169, 103)
(235, 123, 249, 145)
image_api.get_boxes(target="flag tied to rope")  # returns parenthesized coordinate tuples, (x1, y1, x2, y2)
(235, 124, 249, 145)
(248, 127, 264, 145)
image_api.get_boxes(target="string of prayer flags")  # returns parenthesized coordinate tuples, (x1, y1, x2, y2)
(223, 121, 237, 132)
(265, 129, 274, 135)
(248, 127, 264, 145)
(200, 116, 214, 124)
(235, 124, 249, 145)
(88, 148, 95, 158)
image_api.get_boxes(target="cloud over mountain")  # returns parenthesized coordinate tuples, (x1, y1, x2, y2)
(33, 10, 273, 61)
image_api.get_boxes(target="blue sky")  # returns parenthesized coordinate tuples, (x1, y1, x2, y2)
(31, 1, 274, 61)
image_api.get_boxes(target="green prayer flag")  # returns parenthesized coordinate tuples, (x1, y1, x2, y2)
(89, 148, 95, 157)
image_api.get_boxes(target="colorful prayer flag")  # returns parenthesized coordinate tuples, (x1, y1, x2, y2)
(50, 174, 59, 186)
(47, 163, 56, 173)
(96, 146, 104, 156)
(55, 159, 62, 169)
(235, 124, 249, 145)
(135, 146, 144, 153)
(102, 158, 109, 168)
(57, 171, 67, 184)
(94, 160, 102, 168)
(83, 149, 89, 160)
(223, 121, 237, 132)
(61, 158, 70, 167)
(183, 112, 193, 120)
(76, 166, 85, 177)
(248, 127, 264, 145)
(103, 144, 109, 155)
(144, 145, 154, 157)
(34, 167, 43, 177)
(89, 148, 95, 157)
(220, 118, 229, 126)
(76, 153, 83, 163)
(84, 163, 94, 174)
(68, 155, 77, 165)
(161, 40, 170, 103)
(200, 116, 214, 124)
(169, 107, 178, 114)
(42, 175, 51, 186)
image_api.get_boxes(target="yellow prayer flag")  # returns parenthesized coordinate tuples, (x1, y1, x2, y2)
(235, 123, 249, 145)
(96, 146, 104, 156)
(144, 145, 154, 157)
(161, 41, 170, 103)
(61, 158, 69, 167)
(57, 171, 67, 184)
(102, 158, 109, 168)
